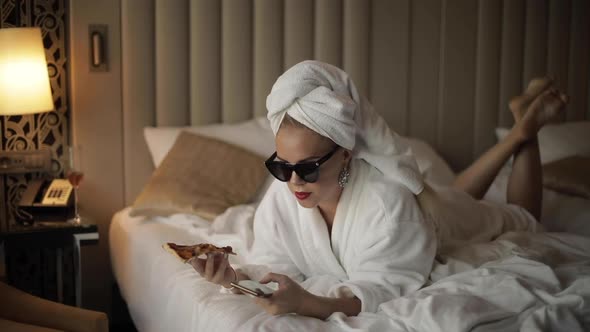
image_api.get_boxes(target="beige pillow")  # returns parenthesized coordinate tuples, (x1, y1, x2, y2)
(542, 155, 590, 199)
(130, 131, 268, 220)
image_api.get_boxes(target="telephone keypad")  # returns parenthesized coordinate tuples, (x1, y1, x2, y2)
(42, 179, 73, 206)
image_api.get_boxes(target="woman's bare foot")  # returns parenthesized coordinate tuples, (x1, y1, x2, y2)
(509, 77, 554, 122)
(515, 88, 569, 141)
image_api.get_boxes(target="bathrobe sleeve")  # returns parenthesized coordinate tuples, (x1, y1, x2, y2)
(328, 184, 437, 313)
(241, 181, 306, 282)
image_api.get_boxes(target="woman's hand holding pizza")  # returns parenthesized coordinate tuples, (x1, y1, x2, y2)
(164, 242, 344, 317)
(190, 252, 237, 288)
(163, 242, 239, 288)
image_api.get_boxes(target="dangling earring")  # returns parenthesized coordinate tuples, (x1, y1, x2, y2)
(338, 166, 350, 188)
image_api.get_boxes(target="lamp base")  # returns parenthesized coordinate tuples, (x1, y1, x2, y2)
(0, 149, 52, 174)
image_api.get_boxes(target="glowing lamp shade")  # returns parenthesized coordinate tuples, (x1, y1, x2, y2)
(0, 27, 53, 115)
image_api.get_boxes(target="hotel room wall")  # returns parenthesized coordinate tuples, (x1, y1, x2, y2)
(0, 0, 69, 231)
(0, 0, 115, 316)
(65, 0, 590, 317)
(122, 0, 590, 207)
(69, 0, 123, 316)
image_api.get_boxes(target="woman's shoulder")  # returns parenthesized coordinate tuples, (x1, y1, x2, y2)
(355, 159, 415, 200)
(355, 159, 423, 223)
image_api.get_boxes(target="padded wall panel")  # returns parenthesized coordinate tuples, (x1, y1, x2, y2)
(547, 0, 571, 94)
(498, 0, 525, 127)
(370, 0, 410, 135)
(343, 0, 370, 96)
(222, 0, 253, 122)
(190, 0, 222, 125)
(314, 0, 343, 67)
(284, 0, 314, 69)
(408, 0, 441, 147)
(437, 0, 478, 170)
(523, 0, 548, 85)
(122, 0, 590, 199)
(473, 0, 502, 158)
(155, 0, 189, 126)
(254, 0, 284, 117)
(567, 0, 590, 121)
(122, 0, 156, 203)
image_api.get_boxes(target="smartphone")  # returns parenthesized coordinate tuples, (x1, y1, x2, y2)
(230, 280, 275, 298)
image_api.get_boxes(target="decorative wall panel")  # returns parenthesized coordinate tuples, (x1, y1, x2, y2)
(0, 0, 68, 230)
(121, 0, 590, 201)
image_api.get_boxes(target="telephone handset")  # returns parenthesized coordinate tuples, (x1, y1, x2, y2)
(18, 179, 75, 222)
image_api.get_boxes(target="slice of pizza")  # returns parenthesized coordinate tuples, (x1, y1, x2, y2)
(163, 242, 237, 263)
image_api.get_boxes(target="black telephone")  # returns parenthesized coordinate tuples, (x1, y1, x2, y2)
(18, 179, 75, 222)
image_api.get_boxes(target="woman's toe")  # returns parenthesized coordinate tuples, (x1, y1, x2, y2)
(525, 77, 553, 96)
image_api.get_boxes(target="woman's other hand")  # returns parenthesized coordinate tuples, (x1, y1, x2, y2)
(190, 253, 236, 288)
(254, 273, 312, 315)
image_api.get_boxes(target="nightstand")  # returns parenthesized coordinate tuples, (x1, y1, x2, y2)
(0, 221, 98, 307)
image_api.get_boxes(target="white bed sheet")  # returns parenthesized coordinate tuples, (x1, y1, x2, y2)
(110, 205, 251, 332)
(110, 201, 590, 332)
(110, 205, 393, 331)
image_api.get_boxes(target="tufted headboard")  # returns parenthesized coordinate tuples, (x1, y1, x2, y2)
(120, 0, 590, 204)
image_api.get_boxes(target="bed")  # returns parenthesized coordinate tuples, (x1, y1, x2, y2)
(109, 116, 590, 331)
(111, 1, 590, 331)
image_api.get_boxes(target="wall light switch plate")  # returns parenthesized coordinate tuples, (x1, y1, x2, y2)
(0, 149, 52, 174)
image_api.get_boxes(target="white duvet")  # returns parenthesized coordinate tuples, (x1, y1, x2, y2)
(110, 201, 590, 332)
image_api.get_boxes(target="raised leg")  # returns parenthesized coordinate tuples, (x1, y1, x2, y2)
(506, 137, 542, 220)
(506, 87, 568, 220)
(451, 129, 525, 200)
(452, 77, 553, 200)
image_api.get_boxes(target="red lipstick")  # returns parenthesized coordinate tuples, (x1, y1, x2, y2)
(295, 192, 311, 200)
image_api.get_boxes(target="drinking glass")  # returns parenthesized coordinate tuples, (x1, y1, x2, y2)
(66, 145, 84, 224)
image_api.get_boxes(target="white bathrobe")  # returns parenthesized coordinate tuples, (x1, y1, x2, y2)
(242, 159, 436, 313)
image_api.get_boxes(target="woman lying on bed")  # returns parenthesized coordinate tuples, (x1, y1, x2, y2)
(190, 61, 568, 319)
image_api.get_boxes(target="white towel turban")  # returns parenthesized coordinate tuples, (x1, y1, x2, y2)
(266, 60, 424, 195)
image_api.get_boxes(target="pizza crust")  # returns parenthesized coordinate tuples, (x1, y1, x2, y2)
(162, 243, 190, 263)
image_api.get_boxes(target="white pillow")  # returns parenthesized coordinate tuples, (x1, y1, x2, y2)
(495, 121, 590, 164)
(144, 117, 276, 168)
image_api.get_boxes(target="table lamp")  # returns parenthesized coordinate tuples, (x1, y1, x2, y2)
(0, 27, 54, 172)
(0, 27, 53, 115)
(0, 27, 54, 228)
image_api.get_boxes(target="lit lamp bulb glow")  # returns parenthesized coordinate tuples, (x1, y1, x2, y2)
(0, 27, 53, 115)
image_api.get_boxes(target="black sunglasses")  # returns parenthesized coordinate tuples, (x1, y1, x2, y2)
(265, 145, 340, 183)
